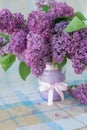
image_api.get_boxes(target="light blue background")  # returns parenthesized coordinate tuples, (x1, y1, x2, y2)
(0, 0, 87, 15)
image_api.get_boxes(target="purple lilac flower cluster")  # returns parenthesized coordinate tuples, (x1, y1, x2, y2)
(0, 9, 27, 34)
(54, 21, 69, 34)
(50, 17, 87, 75)
(70, 84, 87, 104)
(0, 8, 28, 60)
(28, 11, 53, 39)
(50, 21, 69, 63)
(0, 9, 15, 34)
(51, 33, 67, 63)
(64, 29, 87, 74)
(10, 30, 27, 54)
(48, 1, 74, 21)
(25, 32, 50, 76)
(13, 13, 28, 32)
(50, 19, 87, 75)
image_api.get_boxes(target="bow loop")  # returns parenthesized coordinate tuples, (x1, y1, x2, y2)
(39, 80, 68, 105)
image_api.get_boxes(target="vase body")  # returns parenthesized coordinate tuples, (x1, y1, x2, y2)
(39, 62, 65, 101)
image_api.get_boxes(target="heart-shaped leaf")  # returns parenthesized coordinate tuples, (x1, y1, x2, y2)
(0, 54, 16, 71)
(19, 62, 30, 80)
(63, 16, 87, 32)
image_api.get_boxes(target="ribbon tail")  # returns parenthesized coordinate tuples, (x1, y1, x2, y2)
(55, 87, 64, 101)
(57, 83, 68, 91)
(48, 89, 54, 105)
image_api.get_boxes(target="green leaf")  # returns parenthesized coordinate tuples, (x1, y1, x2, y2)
(42, 5, 50, 12)
(0, 54, 16, 71)
(0, 54, 14, 64)
(19, 62, 30, 80)
(0, 33, 10, 43)
(75, 11, 87, 21)
(54, 16, 73, 24)
(56, 57, 67, 70)
(71, 85, 77, 90)
(63, 16, 87, 32)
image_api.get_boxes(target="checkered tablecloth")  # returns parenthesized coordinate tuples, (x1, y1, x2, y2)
(0, 0, 87, 130)
(0, 60, 87, 130)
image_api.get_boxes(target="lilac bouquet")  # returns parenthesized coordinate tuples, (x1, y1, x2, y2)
(0, 0, 87, 83)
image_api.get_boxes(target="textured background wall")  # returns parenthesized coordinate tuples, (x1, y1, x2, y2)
(0, 0, 87, 15)
(0, 0, 87, 85)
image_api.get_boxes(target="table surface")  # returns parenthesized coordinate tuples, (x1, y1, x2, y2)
(0, 61, 87, 130)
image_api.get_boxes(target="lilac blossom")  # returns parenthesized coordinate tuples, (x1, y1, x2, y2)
(64, 29, 87, 74)
(70, 84, 87, 105)
(50, 21, 69, 63)
(54, 21, 69, 34)
(10, 30, 27, 54)
(0, 9, 15, 34)
(13, 13, 28, 32)
(51, 33, 67, 63)
(48, 2, 74, 21)
(25, 32, 50, 77)
(28, 11, 53, 38)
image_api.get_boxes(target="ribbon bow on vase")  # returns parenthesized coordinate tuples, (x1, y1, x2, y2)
(39, 80, 68, 105)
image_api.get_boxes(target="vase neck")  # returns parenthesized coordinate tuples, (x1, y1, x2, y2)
(46, 62, 58, 70)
